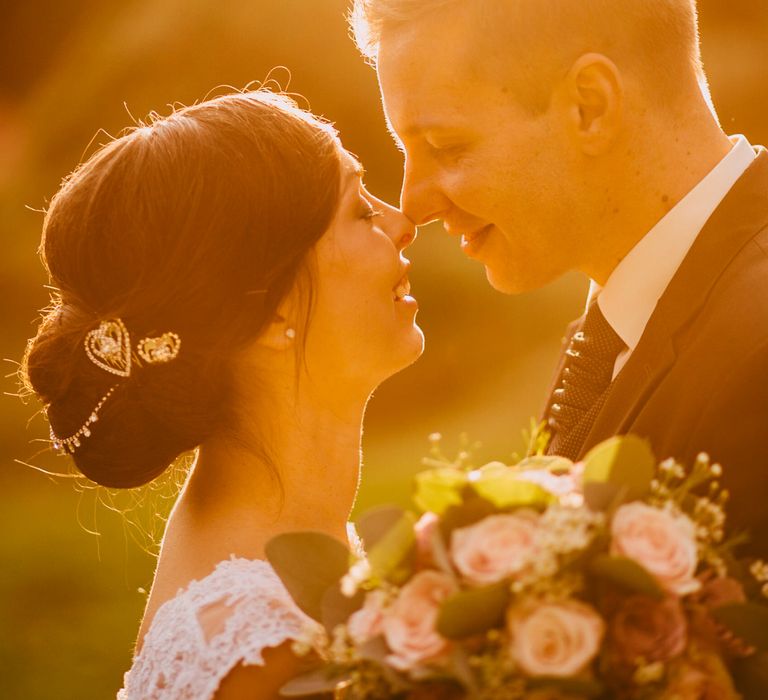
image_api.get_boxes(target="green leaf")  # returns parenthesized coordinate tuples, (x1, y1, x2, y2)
(583, 481, 629, 513)
(414, 467, 468, 514)
(265, 531, 350, 622)
(582, 435, 656, 508)
(366, 511, 417, 582)
(517, 455, 574, 474)
(471, 464, 554, 509)
(279, 667, 351, 697)
(713, 603, 768, 651)
(589, 554, 664, 599)
(436, 581, 511, 639)
(321, 584, 364, 634)
(356, 505, 407, 551)
(439, 496, 498, 538)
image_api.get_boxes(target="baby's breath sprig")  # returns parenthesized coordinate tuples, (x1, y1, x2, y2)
(467, 631, 527, 700)
(750, 560, 768, 599)
(421, 432, 483, 471)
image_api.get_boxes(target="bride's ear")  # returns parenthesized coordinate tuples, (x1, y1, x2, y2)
(258, 312, 298, 352)
(257, 292, 301, 352)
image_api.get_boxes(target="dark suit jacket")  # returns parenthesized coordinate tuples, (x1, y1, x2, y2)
(545, 148, 768, 557)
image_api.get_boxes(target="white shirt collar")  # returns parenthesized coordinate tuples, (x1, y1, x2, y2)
(588, 135, 757, 363)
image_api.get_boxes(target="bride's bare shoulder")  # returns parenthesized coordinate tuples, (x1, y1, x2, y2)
(213, 644, 307, 700)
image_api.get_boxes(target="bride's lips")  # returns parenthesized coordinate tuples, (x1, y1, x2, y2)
(460, 224, 493, 257)
(393, 263, 418, 309)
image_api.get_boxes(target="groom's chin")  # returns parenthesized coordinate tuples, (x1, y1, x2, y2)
(485, 267, 529, 295)
(485, 263, 560, 295)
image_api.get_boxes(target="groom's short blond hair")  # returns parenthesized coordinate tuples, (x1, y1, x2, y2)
(351, 0, 703, 111)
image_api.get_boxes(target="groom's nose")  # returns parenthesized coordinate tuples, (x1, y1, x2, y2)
(400, 158, 449, 227)
(379, 200, 418, 251)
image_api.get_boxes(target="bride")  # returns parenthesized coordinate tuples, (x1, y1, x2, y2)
(22, 89, 423, 699)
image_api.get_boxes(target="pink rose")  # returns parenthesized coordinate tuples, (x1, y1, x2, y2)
(415, 512, 440, 570)
(383, 571, 458, 671)
(451, 512, 539, 585)
(508, 600, 605, 677)
(610, 596, 687, 665)
(348, 590, 387, 645)
(611, 503, 699, 595)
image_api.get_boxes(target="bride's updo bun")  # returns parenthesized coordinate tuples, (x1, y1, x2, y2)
(23, 91, 342, 488)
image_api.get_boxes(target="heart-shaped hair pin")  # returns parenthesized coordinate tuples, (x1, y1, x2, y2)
(84, 319, 132, 377)
(137, 332, 181, 365)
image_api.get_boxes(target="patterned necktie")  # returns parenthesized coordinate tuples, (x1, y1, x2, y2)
(546, 301, 626, 460)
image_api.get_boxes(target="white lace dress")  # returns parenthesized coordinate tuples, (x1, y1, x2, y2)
(117, 556, 320, 700)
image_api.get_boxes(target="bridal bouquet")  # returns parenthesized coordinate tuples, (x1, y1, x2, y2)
(266, 434, 768, 699)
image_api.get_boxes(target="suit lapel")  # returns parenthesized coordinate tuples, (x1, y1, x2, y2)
(577, 148, 768, 457)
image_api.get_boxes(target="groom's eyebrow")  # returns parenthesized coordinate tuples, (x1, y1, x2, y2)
(383, 115, 406, 153)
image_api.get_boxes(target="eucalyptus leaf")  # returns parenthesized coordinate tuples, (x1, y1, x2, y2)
(517, 455, 574, 474)
(265, 531, 351, 622)
(439, 496, 498, 537)
(321, 584, 364, 634)
(356, 505, 406, 551)
(589, 554, 664, 599)
(436, 581, 511, 639)
(414, 467, 468, 514)
(582, 435, 656, 506)
(279, 667, 351, 697)
(713, 603, 768, 651)
(366, 511, 417, 582)
(583, 481, 626, 512)
(471, 467, 554, 509)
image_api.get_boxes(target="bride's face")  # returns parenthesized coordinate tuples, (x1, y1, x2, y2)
(303, 151, 424, 391)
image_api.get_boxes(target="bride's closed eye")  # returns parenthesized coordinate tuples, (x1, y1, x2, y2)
(359, 199, 383, 223)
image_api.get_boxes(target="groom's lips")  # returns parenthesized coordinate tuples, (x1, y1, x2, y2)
(460, 225, 493, 257)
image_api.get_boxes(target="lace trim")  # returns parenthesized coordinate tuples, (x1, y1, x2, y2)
(117, 557, 319, 700)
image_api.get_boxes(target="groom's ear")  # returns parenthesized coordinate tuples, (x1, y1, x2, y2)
(562, 53, 623, 156)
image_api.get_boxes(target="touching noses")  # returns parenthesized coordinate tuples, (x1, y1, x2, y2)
(381, 201, 418, 251)
(400, 156, 447, 227)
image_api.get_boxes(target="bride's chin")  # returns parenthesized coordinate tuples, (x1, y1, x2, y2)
(396, 325, 426, 366)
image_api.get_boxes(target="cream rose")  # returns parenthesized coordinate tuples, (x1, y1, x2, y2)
(450, 512, 539, 585)
(348, 590, 387, 645)
(508, 600, 605, 677)
(611, 502, 700, 595)
(383, 570, 457, 671)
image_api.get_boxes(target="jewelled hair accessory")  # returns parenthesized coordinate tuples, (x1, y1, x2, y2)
(50, 318, 182, 454)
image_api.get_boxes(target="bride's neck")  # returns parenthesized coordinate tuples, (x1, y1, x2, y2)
(176, 381, 367, 556)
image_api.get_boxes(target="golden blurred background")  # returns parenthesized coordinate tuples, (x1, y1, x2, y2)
(0, 1, 766, 697)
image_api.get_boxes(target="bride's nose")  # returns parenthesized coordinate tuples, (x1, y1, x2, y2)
(382, 202, 418, 251)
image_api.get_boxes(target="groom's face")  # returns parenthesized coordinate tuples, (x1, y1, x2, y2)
(376, 10, 581, 293)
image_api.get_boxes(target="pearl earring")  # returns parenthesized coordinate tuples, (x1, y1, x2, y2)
(285, 328, 296, 340)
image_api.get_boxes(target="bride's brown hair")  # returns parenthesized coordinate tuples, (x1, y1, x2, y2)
(22, 90, 342, 488)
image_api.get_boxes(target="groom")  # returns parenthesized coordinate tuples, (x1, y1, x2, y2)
(353, 0, 768, 554)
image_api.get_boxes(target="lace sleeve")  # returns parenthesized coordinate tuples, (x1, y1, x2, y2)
(118, 557, 321, 700)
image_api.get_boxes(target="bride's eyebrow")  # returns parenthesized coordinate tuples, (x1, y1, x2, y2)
(351, 161, 366, 181)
